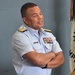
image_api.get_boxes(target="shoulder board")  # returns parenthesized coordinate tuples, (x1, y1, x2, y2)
(44, 28, 51, 32)
(18, 28, 27, 32)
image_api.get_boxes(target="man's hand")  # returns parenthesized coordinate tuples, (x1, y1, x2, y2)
(47, 52, 64, 68)
(49, 52, 56, 61)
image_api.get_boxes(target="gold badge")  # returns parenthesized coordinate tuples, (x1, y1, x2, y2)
(18, 28, 27, 32)
(44, 28, 51, 32)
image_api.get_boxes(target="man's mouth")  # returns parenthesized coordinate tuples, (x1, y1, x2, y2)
(38, 20, 44, 25)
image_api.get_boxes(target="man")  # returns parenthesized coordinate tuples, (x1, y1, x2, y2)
(12, 2, 64, 75)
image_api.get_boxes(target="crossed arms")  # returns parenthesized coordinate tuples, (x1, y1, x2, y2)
(22, 51, 64, 68)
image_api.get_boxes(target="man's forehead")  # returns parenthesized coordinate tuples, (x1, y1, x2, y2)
(27, 6, 41, 13)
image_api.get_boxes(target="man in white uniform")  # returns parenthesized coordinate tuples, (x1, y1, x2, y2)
(12, 2, 64, 75)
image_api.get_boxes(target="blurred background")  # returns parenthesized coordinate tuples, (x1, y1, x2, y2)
(0, 0, 71, 75)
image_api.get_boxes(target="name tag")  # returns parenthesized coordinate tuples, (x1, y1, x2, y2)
(33, 42, 39, 44)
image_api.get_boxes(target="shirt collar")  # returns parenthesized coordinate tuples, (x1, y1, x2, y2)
(23, 24, 46, 36)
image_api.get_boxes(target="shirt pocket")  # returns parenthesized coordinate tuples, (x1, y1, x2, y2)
(45, 44, 53, 52)
(33, 43, 43, 53)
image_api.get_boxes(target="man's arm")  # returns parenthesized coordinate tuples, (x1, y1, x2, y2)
(22, 51, 55, 67)
(47, 52, 64, 68)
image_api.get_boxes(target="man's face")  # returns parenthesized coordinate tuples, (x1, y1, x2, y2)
(23, 6, 44, 30)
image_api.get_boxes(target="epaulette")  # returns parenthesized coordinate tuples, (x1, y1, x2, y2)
(18, 27, 27, 32)
(44, 28, 51, 32)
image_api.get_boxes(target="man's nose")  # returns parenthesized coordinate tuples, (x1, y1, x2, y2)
(38, 15, 42, 20)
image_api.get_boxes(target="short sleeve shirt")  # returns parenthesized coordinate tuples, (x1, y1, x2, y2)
(12, 24, 62, 75)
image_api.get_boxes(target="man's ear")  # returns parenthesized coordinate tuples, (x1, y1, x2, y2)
(22, 17, 28, 25)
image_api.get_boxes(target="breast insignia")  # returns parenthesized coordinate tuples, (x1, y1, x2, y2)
(18, 28, 27, 32)
(44, 28, 51, 32)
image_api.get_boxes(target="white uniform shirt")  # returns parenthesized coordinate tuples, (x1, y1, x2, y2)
(12, 24, 62, 75)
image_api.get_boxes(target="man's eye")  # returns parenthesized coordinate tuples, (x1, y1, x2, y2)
(33, 15, 36, 17)
(40, 12, 43, 15)
(33, 15, 37, 17)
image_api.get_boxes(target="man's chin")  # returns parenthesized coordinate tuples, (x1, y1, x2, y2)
(40, 25, 44, 28)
